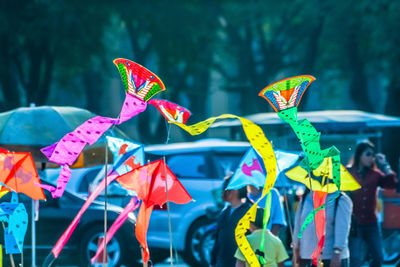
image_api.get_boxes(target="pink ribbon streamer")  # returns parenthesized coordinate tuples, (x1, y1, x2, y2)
(51, 171, 119, 258)
(39, 93, 147, 198)
(91, 196, 140, 264)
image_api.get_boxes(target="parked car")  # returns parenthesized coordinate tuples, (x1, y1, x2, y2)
(42, 166, 134, 207)
(0, 180, 142, 267)
(39, 138, 301, 266)
(144, 139, 251, 266)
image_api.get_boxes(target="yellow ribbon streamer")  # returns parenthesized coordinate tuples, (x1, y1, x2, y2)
(171, 114, 276, 267)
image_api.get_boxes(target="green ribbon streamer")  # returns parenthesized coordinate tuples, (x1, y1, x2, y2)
(277, 107, 341, 237)
(258, 192, 272, 264)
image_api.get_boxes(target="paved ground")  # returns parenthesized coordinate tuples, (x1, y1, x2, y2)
(56, 263, 398, 267)
(153, 259, 399, 267)
(53, 258, 400, 267)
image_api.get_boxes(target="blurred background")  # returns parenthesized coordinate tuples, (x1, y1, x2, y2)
(1, 1, 400, 266)
(1, 0, 399, 167)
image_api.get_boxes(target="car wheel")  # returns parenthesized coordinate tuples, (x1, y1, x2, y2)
(181, 218, 211, 267)
(149, 248, 170, 264)
(79, 225, 127, 267)
(199, 228, 216, 265)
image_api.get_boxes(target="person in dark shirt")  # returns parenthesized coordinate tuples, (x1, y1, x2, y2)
(347, 140, 397, 267)
(210, 176, 251, 267)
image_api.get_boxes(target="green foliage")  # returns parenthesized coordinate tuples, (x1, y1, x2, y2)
(1, 0, 399, 121)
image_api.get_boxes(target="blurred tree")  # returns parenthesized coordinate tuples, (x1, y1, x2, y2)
(112, 0, 220, 143)
(1, 0, 399, 154)
(0, 0, 109, 111)
(209, 0, 327, 114)
(366, 0, 400, 169)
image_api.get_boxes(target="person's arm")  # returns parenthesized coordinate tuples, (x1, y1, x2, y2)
(329, 248, 342, 267)
(210, 211, 225, 266)
(292, 195, 303, 263)
(333, 194, 353, 261)
(235, 260, 246, 267)
(275, 237, 290, 266)
(271, 224, 281, 236)
(376, 153, 398, 188)
(234, 244, 247, 266)
(292, 247, 300, 267)
(269, 189, 287, 236)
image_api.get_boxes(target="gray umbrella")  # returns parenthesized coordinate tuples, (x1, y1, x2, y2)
(0, 105, 129, 166)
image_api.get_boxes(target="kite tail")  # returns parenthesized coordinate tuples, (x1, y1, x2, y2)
(297, 202, 326, 239)
(91, 196, 140, 264)
(39, 93, 147, 198)
(312, 235, 326, 266)
(35, 165, 71, 198)
(277, 107, 298, 128)
(136, 204, 154, 263)
(278, 107, 325, 170)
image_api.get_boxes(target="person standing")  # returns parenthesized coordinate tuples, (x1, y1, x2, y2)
(292, 189, 353, 267)
(247, 185, 287, 236)
(234, 207, 289, 267)
(210, 177, 251, 267)
(348, 140, 398, 267)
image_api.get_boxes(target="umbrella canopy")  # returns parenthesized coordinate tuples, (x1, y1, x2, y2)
(0, 106, 130, 167)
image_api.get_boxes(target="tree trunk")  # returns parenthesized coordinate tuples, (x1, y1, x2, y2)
(0, 33, 20, 111)
(299, 14, 325, 110)
(346, 29, 372, 112)
(83, 71, 103, 114)
(382, 74, 400, 172)
(35, 48, 54, 106)
(26, 44, 43, 106)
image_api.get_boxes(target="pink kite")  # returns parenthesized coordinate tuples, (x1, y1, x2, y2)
(39, 59, 165, 198)
(148, 99, 191, 124)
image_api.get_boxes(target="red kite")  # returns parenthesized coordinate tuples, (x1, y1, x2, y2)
(0, 149, 45, 200)
(117, 159, 192, 263)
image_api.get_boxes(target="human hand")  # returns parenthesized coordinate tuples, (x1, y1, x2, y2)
(376, 153, 392, 174)
(292, 247, 300, 267)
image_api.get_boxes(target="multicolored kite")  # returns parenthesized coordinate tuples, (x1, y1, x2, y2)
(40, 59, 165, 198)
(259, 75, 359, 265)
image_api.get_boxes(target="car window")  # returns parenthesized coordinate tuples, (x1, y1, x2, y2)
(213, 152, 245, 178)
(78, 168, 102, 193)
(166, 153, 208, 178)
